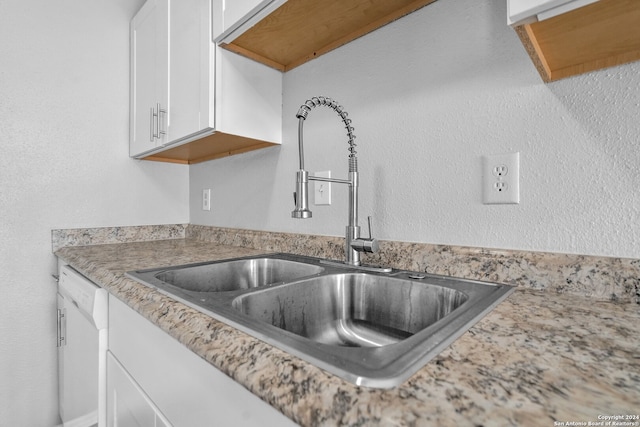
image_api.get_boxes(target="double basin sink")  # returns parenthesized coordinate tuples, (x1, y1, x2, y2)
(126, 254, 514, 388)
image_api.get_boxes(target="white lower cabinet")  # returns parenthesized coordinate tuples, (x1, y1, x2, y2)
(108, 295, 296, 427)
(107, 352, 171, 427)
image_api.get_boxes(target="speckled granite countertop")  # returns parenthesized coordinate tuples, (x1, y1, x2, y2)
(55, 238, 640, 426)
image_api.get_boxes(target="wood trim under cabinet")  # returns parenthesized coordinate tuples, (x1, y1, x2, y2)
(515, 0, 640, 82)
(141, 132, 279, 164)
(221, 0, 438, 72)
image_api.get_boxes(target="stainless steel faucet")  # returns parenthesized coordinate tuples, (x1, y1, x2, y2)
(292, 96, 378, 266)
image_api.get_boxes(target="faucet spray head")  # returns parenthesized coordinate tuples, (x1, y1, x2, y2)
(292, 170, 312, 219)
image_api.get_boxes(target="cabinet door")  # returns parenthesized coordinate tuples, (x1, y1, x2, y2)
(130, 0, 169, 156)
(107, 351, 156, 427)
(166, 0, 214, 143)
(107, 351, 172, 427)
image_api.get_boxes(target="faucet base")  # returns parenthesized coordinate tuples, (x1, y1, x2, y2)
(319, 259, 393, 273)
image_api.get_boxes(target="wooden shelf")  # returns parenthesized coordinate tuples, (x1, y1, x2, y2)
(515, 0, 640, 82)
(141, 132, 279, 164)
(219, 0, 438, 72)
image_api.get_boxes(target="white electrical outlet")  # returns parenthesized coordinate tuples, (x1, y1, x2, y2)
(483, 153, 520, 204)
(202, 188, 211, 211)
(314, 171, 331, 205)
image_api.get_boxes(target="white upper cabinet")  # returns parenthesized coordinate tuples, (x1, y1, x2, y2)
(507, 0, 599, 26)
(130, 0, 282, 164)
(130, 0, 169, 156)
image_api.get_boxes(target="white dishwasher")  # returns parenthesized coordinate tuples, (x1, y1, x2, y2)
(57, 265, 108, 427)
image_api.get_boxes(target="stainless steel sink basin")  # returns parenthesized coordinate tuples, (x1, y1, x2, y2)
(233, 273, 468, 347)
(126, 253, 514, 388)
(133, 257, 324, 293)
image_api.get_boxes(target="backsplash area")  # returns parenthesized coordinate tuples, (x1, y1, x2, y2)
(51, 224, 187, 252)
(52, 224, 639, 304)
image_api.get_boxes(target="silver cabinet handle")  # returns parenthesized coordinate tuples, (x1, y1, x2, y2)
(57, 308, 66, 348)
(154, 103, 160, 139)
(150, 107, 156, 141)
(157, 103, 166, 137)
(150, 104, 166, 142)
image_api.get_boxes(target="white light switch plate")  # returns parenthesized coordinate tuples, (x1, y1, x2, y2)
(314, 171, 331, 205)
(483, 153, 520, 204)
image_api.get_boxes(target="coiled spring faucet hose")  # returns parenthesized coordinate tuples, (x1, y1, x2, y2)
(295, 96, 358, 173)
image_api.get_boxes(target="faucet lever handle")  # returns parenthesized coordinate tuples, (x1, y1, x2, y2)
(350, 216, 379, 254)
